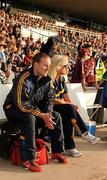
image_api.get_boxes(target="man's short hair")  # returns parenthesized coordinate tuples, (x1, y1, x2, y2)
(32, 52, 49, 64)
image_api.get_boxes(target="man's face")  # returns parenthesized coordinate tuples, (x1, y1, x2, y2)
(33, 56, 51, 77)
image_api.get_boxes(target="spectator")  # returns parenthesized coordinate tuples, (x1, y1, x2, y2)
(49, 55, 101, 157)
(0, 38, 7, 72)
(5, 62, 15, 84)
(3, 53, 67, 172)
(98, 60, 107, 108)
(71, 48, 95, 90)
(40, 36, 59, 57)
(0, 58, 7, 84)
(24, 48, 32, 67)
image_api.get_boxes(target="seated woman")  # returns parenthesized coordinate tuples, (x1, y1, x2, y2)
(49, 55, 101, 157)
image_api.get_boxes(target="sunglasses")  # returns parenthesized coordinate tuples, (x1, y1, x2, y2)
(63, 64, 69, 68)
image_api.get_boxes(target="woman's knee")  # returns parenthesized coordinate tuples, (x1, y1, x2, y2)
(65, 104, 75, 112)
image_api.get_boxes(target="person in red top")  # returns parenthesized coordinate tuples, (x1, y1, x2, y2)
(24, 48, 32, 67)
(84, 56, 96, 86)
(71, 48, 90, 90)
(82, 45, 98, 89)
(71, 47, 98, 90)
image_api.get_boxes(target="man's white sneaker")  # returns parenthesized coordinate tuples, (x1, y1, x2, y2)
(82, 132, 101, 144)
(65, 148, 82, 158)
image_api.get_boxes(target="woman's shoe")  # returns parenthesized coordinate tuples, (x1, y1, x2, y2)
(65, 148, 82, 158)
(82, 132, 101, 144)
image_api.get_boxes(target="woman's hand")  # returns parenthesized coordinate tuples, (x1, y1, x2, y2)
(71, 104, 79, 110)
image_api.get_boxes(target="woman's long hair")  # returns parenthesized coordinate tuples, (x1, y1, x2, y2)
(49, 55, 68, 80)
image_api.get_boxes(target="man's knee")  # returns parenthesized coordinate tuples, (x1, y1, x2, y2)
(52, 111, 62, 124)
(22, 114, 36, 128)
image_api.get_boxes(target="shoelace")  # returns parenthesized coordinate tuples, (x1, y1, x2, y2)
(22, 161, 30, 168)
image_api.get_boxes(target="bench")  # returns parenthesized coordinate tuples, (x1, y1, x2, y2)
(0, 84, 21, 158)
(0, 84, 13, 132)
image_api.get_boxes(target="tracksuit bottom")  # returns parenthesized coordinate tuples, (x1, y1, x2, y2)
(4, 108, 64, 161)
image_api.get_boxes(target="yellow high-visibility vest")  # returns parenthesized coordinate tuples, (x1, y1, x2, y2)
(96, 59, 105, 81)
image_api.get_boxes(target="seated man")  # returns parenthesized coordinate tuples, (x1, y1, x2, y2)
(3, 53, 67, 172)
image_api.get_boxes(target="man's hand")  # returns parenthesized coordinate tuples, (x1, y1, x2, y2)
(41, 113, 56, 130)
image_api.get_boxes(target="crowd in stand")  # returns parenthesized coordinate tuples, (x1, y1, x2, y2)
(0, 8, 107, 91)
